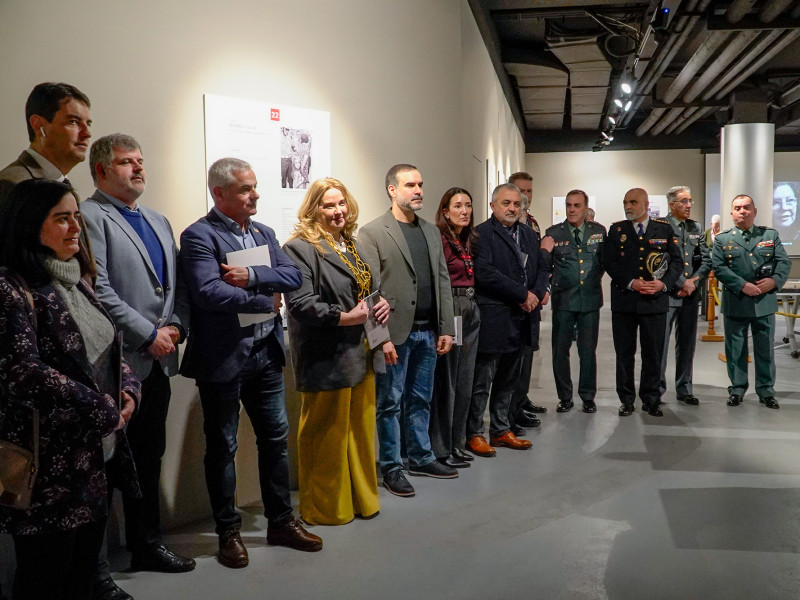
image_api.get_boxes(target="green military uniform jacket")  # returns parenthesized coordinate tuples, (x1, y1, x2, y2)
(544, 220, 606, 312)
(666, 215, 711, 303)
(712, 226, 791, 318)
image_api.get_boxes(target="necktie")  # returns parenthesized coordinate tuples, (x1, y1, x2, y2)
(637, 223, 644, 236)
(743, 229, 751, 243)
(574, 228, 581, 245)
(510, 226, 518, 244)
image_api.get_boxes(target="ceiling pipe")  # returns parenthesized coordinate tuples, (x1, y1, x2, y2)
(663, 31, 731, 104)
(682, 31, 760, 103)
(650, 107, 686, 134)
(726, 0, 758, 23)
(636, 107, 667, 135)
(624, 0, 712, 128)
(777, 81, 800, 108)
(759, 0, 794, 21)
(700, 30, 783, 100)
(674, 106, 717, 134)
(713, 29, 800, 99)
(664, 107, 698, 134)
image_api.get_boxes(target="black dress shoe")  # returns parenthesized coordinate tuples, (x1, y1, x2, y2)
(516, 412, 541, 428)
(92, 576, 133, 600)
(556, 400, 574, 413)
(582, 401, 597, 413)
(647, 405, 664, 417)
(131, 544, 196, 573)
(618, 405, 634, 417)
(439, 455, 470, 468)
(760, 396, 780, 409)
(727, 394, 743, 406)
(452, 447, 474, 461)
(677, 394, 700, 405)
(511, 424, 527, 437)
(524, 401, 548, 413)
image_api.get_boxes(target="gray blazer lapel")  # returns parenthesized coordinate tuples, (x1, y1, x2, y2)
(383, 212, 415, 274)
(321, 246, 358, 281)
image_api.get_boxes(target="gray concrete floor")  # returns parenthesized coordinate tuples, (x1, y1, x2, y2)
(110, 308, 800, 600)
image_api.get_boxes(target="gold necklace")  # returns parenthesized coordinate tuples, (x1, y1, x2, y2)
(323, 232, 372, 300)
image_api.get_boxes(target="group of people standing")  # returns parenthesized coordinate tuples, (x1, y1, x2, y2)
(0, 81, 794, 600)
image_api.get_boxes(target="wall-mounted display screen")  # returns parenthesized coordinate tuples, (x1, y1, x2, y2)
(773, 181, 799, 255)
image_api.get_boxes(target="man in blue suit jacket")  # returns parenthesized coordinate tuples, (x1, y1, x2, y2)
(180, 158, 321, 569)
(82, 134, 196, 590)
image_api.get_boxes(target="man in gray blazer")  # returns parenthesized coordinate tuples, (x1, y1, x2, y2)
(0, 82, 92, 202)
(359, 164, 456, 497)
(81, 134, 195, 583)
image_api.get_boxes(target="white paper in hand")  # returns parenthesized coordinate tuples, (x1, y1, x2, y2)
(226, 246, 276, 327)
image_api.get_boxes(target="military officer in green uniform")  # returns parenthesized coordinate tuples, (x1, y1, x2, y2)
(659, 186, 711, 405)
(712, 194, 791, 408)
(540, 189, 606, 413)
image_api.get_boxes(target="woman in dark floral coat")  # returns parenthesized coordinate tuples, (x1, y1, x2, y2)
(0, 179, 140, 600)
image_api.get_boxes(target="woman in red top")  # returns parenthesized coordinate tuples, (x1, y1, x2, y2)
(428, 188, 481, 466)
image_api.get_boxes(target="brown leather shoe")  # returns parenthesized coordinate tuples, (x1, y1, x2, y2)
(490, 431, 532, 450)
(218, 530, 248, 568)
(267, 516, 323, 552)
(466, 435, 496, 457)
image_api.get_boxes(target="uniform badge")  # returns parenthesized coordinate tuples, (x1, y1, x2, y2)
(620, 234, 627, 242)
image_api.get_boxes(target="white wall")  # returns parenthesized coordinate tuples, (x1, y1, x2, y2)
(526, 149, 707, 230)
(0, 0, 524, 529)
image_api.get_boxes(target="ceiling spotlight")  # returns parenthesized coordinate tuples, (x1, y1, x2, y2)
(621, 82, 633, 94)
(602, 139, 611, 145)
(608, 116, 616, 125)
(602, 132, 614, 141)
(624, 100, 632, 112)
(614, 99, 624, 108)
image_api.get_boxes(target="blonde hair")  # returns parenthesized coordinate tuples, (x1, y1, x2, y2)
(289, 178, 360, 254)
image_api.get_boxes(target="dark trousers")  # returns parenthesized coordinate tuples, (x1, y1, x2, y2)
(552, 309, 599, 403)
(724, 314, 776, 397)
(13, 519, 106, 600)
(660, 298, 700, 396)
(429, 297, 480, 457)
(280, 157, 293, 188)
(123, 365, 171, 552)
(612, 310, 667, 408)
(197, 351, 292, 535)
(509, 345, 534, 426)
(468, 350, 523, 438)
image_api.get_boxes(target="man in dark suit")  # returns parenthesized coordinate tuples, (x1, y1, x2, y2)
(359, 164, 457, 497)
(81, 134, 195, 585)
(466, 183, 548, 455)
(540, 189, 607, 414)
(0, 82, 92, 202)
(605, 188, 682, 417)
(659, 186, 711, 406)
(180, 158, 321, 569)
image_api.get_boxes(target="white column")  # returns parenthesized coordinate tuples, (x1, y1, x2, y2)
(720, 123, 774, 229)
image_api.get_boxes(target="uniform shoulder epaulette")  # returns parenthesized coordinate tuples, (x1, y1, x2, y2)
(589, 221, 607, 233)
(545, 223, 562, 235)
(652, 217, 670, 224)
(610, 220, 627, 228)
(719, 227, 735, 235)
(755, 224, 776, 233)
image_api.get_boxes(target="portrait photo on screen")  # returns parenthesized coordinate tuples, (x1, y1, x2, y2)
(772, 181, 800, 255)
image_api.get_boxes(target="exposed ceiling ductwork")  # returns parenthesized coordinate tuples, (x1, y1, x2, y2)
(470, 0, 800, 152)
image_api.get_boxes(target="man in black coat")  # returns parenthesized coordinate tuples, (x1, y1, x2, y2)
(605, 188, 682, 417)
(465, 184, 549, 455)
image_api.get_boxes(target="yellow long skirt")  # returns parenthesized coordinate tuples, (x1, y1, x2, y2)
(298, 370, 380, 525)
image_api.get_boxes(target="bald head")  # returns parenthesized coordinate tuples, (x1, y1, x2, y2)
(623, 188, 649, 223)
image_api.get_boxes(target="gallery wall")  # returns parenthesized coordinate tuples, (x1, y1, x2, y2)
(525, 149, 707, 231)
(0, 0, 524, 529)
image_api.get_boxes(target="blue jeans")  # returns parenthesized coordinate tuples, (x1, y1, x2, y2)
(376, 329, 437, 475)
(197, 351, 293, 535)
